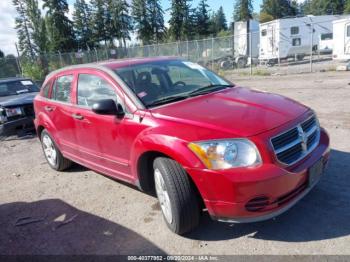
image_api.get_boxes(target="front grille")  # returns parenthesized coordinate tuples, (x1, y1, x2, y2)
(271, 115, 320, 165)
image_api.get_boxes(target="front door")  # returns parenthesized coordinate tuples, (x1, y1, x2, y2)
(71, 70, 135, 181)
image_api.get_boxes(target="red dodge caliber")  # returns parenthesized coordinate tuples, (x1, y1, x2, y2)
(34, 57, 330, 234)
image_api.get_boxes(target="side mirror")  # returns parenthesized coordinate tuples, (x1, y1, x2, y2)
(92, 99, 125, 118)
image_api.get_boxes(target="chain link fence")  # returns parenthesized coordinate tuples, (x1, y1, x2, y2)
(1, 18, 348, 81)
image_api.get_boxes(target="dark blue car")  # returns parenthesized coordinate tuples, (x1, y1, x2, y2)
(0, 77, 39, 137)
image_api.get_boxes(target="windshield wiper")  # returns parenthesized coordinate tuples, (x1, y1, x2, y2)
(147, 94, 190, 108)
(188, 84, 234, 96)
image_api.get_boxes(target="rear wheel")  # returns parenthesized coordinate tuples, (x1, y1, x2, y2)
(41, 129, 72, 171)
(153, 157, 200, 235)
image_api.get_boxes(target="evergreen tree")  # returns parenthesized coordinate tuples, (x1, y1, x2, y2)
(90, 0, 108, 45)
(209, 6, 228, 35)
(345, 0, 350, 13)
(169, 0, 195, 40)
(73, 0, 93, 49)
(233, 0, 253, 21)
(110, 0, 133, 48)
(13, 0, 36, 59)
(132, 0, 152, 44)
(195, 0, 210, 37)
(0, 50, 4, 58)
(148, 0, 166, 44)
(307, 0, 344, 15)
(43, 0, 76, 52)
(260, 0, 297, 22)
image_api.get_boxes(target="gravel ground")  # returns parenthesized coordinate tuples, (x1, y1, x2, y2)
(0, 71, 349, 255)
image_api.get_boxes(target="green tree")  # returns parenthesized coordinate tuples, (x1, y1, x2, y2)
(234, 0, 253, 21)
(169, 0, 195, 41)
(345, 0, 350, 13)
(110, 0, 133, 48)
(148, 0, 166, 44)
(306, 0, 344, 15)
(73, 0, 93, 49)
(209, 6, 228, 35)
(43, 0, 76, 52)
(90, 0, 108, 45)
(0, 50, 4, 58)
(260, 0, 297, 22)
(195, 0, 211, 37)
(132, 0, 152, 44)
(13, 0, 36, 59)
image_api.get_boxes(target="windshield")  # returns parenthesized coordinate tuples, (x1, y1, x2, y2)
(0, 80, 39, 97)
(113, 60, 232, 108)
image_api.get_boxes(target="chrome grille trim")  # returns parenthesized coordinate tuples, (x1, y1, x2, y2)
(270, 115, 320, 166)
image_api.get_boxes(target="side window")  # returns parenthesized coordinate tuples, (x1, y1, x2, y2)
(77, 74, 118, 107)
(52, 75, 73, 103)
(261, 29, 267, 37)
(292, 38, 301, 46)
(347, 25, 350, 37)
(42, 80, 52, 98)
(291, 26, 299, 35)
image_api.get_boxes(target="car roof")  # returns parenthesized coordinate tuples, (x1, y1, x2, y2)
(45, 56, 181, 79)
(0, 77, 32, 84)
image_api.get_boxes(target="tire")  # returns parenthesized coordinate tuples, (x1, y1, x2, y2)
(40, 129, 72, 171)
(153, 157, 200, 235)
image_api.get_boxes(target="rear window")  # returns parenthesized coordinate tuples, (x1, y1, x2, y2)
(51, 75, 74, 103)
(321, 33, 333, 40)
(0, 80, 39, 97)
(292, 38, 301, 46)
(42, 80, 52, 98)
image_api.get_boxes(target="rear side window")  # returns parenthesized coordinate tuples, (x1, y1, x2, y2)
(291, 26, 299, 35)
(52, 75, 73, 103)
(42, 80, 52, 98)
(77, 74, 118, 107)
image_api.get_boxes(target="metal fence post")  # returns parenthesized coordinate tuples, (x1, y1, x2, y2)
(58, 51, 63, 67)
(249, 32, 253, 76)
(105, 46, 109, 60)
(94, 47, 98, 62)
(310, 23, 314, 73)
(211, 37, 214, 71)
(187, 40, 189, 60)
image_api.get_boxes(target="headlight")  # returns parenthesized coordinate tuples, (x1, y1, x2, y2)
(5, 107, 23, 117)
(188, 139, 262, 170)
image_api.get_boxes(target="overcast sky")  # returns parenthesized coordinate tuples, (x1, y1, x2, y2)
(0, 0, 304, 56)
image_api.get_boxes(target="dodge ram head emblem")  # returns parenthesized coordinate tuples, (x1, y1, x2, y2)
(298, 125, 308, 152)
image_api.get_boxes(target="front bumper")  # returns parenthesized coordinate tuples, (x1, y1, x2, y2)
(0, 117, 35, 137)
(186, 128, 330, 223)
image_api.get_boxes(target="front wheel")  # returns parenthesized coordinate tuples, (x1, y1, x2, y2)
(153, 157, 200, 235)
(40, 129, 72, 171)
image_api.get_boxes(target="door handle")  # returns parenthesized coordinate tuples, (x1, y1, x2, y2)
(72, 113, 84, 120)
(44, 106, 54, 112)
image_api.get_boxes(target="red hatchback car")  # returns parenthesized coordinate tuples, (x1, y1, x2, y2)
(34, 57, 330, 234)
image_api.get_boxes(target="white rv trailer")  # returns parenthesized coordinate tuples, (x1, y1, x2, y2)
(332, 18, 350, 61)
(259, 15, 345, 64)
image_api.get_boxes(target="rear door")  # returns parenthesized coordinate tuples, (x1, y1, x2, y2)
(345, 23, 350, 55)
(47, 73, 78, 156)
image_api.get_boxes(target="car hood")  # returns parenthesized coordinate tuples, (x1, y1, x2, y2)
(0, 92, 38, 107)
(150, 87, 309, 137)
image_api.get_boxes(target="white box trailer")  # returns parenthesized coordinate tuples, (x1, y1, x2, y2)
(332, 18, 350, 61)
(259, 15, 345, 64)
(233, 20, 260, 66)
